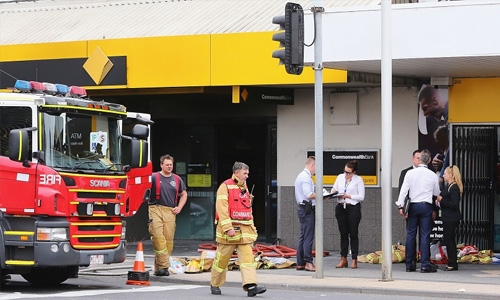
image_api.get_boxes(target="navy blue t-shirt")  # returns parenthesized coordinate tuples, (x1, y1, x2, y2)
(152, 172, 186, 207)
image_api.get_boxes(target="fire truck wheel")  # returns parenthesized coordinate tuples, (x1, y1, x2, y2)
(21, 266, 76, 286)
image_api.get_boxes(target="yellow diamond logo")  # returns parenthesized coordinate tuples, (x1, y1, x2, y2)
(83, 47, 113, 85)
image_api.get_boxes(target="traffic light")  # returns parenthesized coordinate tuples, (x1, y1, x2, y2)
(272, 2, 304, 75)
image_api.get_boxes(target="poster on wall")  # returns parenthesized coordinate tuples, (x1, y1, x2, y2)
(418, 84, 449, 178)
(417, 84, 449, 242)
(306, 149, 379, 187)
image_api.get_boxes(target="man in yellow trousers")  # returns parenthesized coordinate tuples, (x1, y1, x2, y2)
(149, 154, 187, 276)
(210, 161, 266, 297)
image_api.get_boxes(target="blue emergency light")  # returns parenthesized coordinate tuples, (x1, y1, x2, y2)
(55, 83, 69, 95)
(14, 80, 31, 92)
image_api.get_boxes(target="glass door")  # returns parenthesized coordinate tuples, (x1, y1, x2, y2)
(175, 125, 215, 240)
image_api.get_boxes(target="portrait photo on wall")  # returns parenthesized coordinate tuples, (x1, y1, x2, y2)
(417, 84, 449, 181)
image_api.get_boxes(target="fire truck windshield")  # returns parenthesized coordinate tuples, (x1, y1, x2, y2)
(42, 112, 122, 172)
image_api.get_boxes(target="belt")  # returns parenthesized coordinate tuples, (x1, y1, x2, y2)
(298, 203, 315, 210)
(411, 202, 432, 205)
(148, 203, 174, 208)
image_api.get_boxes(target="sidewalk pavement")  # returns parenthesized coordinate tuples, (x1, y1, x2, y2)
(82, 240, 500, 300)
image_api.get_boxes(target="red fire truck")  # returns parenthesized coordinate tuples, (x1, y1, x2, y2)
(0, 80, 151, 287)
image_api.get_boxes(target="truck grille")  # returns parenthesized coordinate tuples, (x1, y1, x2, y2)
(69, 219, 122, 250)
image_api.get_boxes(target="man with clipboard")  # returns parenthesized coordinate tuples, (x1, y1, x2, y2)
(294, 156, 318, 272)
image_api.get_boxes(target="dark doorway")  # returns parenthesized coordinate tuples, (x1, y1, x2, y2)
(215, 120, 271, 240)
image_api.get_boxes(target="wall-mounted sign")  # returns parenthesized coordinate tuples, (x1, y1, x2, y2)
(307, 149, 379, 187)
(187, 163, 212, 188)
(236, 86, 294, 105)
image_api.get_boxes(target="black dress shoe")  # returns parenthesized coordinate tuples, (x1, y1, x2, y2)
(211, 285, 222, 295)
(247, 285, 267, 297)
(443, 266, 458, 271)
(421, 267, 437, 273)
(406, 267, 416, 272)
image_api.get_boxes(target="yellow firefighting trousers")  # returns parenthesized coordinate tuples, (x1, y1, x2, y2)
(210, 242, 257, 290)
(148, 205, 176, 272)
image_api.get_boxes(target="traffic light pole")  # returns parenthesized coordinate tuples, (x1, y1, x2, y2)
(312, 1, 325, 279)
(272, 2, 324, 278)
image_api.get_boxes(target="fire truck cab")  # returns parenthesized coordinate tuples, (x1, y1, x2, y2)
(0, 80, 150, 287)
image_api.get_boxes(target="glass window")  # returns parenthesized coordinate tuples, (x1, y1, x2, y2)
(42, 113, 121, 172)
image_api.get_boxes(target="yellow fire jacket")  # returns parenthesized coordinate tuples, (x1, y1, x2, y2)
(214, 175, 258, 244)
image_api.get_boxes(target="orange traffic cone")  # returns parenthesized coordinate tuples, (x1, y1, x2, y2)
(126, 242, 150, 285)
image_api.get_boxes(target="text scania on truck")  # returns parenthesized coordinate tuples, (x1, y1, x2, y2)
(0, 80, 152, 287)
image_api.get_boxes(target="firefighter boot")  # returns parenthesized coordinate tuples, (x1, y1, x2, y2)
(246, 284, 267, 297)
(211, 285, 222, 295)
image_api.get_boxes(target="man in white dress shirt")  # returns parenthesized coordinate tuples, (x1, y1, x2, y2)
(396, 149, 440, 273)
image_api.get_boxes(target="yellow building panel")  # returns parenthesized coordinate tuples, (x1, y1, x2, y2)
(87, 36, 211, 88)
(0, 42, 87, 61)
(323, 65, 347, 84)
(449, 78, 500, 123)
(0, 32, 345, 88)
(211, 32, 346, 86)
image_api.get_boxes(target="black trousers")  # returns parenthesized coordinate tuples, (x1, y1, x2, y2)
(335, 203, 361, 259)
(442, 220, 459, 268)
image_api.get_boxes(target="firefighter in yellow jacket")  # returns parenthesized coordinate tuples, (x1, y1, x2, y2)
(210, 162, 267, 297)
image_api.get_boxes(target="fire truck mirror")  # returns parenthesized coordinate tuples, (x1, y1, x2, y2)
(9, 129, 30, 163)
(131, 124, 149, 140)
(121, 136, 148, 169)
(130, 139, 148, 168)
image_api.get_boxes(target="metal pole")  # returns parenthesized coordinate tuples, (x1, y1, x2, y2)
(312, 0, 324, 279)
(380, 0, 393, 281)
